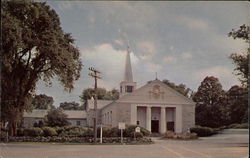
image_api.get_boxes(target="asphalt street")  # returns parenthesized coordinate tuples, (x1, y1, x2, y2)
(0, 129, 248, 158)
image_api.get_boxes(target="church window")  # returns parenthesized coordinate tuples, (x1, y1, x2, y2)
(126, 86, 133, 93)
(120, 86, 122, 93)
(76, 120, 81, 126)
(137, 121, 140, 125)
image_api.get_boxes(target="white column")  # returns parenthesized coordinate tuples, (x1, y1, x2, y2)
(160, 107, 166, 134)
(131, 104, 137, 125)
(175, 106, 182, 133)
(146, 106, 151, 132)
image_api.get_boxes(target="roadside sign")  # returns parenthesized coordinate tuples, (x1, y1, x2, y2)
(135, 127, 140, 133)
(118, 122, 125, 129)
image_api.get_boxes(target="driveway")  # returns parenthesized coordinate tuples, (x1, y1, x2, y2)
(0, 129, 248, 158)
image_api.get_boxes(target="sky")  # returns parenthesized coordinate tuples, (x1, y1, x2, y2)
(36, 1, 249, 106)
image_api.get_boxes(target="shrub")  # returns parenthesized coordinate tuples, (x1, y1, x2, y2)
(58, 126, 91, 137)
(24, 128, 44, 137)
(227, 123, 248, 129)
(164, 130, 175, 138)
(42, 127, 57, 136)
(17, 128, 25, 136)
(190, 126, 217, 137)
(124, 125, 150, 137)
(134, 132, 143, 138)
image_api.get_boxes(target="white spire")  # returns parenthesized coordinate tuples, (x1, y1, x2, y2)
(124, 46, 133, 82)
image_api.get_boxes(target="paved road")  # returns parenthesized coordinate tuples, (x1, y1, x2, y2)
(0, 129, 248, 158)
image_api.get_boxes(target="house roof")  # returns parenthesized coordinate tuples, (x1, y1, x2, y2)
(23, 109, 87, 119)
(87, 99, 113, 110)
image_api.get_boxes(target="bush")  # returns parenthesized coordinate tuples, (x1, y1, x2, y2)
(24, 128, 44, 137)
(227, 123, 248, 129)
(134, 132, 143, 138)
(42, 127, 57, 137)
(58, 126, 91, 137)
(124, 125, 150, 137)
(164, 130, 175, 138)
(17, 128, 25, 136)
(190, 126, 217, 137)
(98, 127, 119, 137)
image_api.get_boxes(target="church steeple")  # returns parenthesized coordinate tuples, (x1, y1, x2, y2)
(119, 46, 137, 97)
(124, 46, 133, 82)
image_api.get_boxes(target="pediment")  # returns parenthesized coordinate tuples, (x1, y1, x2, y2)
(118, 80, 194, 105)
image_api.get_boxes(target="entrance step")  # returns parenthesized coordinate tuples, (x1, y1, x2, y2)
(150, 133, 162, 137)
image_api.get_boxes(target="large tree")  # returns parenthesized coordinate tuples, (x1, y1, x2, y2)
(80, 88, 119, 103)
(45, 108, 69, 127)
(1, 1, 82, 135)
(59, 101, 84, 110)
(162, 79, 193, 98)
(228, 24, 249, 86)
(32, 94, 55, 110)
(227, 85, 248, 124)
(193, 76, 227, 128)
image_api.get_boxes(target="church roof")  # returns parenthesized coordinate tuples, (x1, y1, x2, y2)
(123, 47, 133, 82)
(23, 109, 86, 119)
(116, 79, 195, 105)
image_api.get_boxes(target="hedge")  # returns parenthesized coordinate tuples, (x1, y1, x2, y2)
(42, 127, 57, 136)
(190, 126, 217, 137)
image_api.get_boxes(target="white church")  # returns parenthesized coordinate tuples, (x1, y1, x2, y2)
(23, 47, 195, 134)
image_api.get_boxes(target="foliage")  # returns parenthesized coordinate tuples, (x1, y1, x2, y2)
(162, 80, 194, 98)
(45, 109, 70, 127)
(163, 131, 198, 139)
(123, 125, 150, 137)
(1, 1, 82, 136)
(227, 123, 248, 129)
(80, 88, 119, 104)
(42, 127, 57, 136)
(190, 126, 217, 137)
(23, 128, 44, 137)
(32, 94, 55, 109)
(226, 85, 248, 124)
(193, 76, 228, 128)
(59, 101, 84, 110)
(228, 24, 249, 86)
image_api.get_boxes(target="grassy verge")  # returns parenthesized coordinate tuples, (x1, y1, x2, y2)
(3, 141, 154, 145)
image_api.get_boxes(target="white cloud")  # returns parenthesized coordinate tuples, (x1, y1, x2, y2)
(176, 15, 209, 30)
(181, 52, 193, 60)
(114, 39, 124, 46)
(58, 2, 73, 10)
(137, 41, 157, 60)
(163, 56, 177, 63)
(193, 66, 240, 90)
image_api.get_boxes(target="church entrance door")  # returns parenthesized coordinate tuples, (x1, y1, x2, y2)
(151, 120, 159, 133)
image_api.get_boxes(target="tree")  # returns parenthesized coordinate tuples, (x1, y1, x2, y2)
(45, 109, 69, 127)
(32, 94, 55, 109)
(227, 85, 248, 124)
(1, 1, 82, 136)
(59, 101, 83, 110)
(193, 76, 228, 128)
(103, 89, 119, 100)
(80, 88, 119, 103)
(228, 24, 249, 86)
(162, 79, 193, 98)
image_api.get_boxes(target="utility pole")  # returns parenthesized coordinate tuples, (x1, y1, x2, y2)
(88, 67, 101, 143)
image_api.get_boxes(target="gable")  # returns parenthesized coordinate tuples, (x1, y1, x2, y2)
(117, 79, 195, 105)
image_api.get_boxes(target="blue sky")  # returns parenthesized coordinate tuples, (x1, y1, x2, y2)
(36, 1, 248, 106)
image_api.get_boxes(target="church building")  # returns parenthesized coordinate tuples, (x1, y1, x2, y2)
(23, 47, 195, 134)
(87, 47, 195, 134)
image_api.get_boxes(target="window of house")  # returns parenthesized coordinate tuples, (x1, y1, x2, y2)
(137, 121, 140, 125)
(126, 86, 133, 92)
(76, 120, 81, 126)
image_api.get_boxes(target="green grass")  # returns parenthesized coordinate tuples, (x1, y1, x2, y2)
(4, 141, 154, 145)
